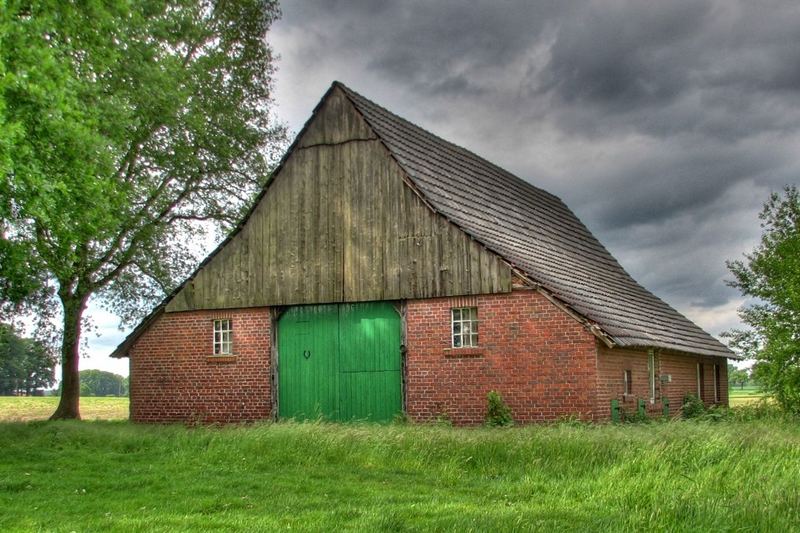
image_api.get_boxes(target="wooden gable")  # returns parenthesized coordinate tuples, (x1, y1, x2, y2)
(166, 87, 511, 313)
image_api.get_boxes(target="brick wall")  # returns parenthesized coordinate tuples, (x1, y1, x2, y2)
(596, 345, 729, 420)
(596, 346, 662, 420)
(129, 308, 271, 423)
(128, 293, 729, 425)
(660, 352, 729, 410)
(404, 290, 599, 425)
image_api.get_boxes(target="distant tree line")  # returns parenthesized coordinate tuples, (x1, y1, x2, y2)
(0, 324, 57, 395)
(77, 370, 128, 397)
(54, 370, 127, 397)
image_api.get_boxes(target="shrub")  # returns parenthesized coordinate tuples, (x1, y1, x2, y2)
(681, 393, 706, 419)
(485, 390, 513, 427)
(623, 406, 650, 424)
(696, 405, 728, 422)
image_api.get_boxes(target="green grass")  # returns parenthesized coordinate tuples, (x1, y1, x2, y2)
(1, 417, 799, 531)
(0, 396, 129, 422)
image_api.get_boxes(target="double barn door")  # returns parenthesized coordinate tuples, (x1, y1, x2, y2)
(278, 302, 402, 422)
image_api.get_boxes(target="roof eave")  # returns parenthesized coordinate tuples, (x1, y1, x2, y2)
(613, 339, 741, 360)
(508, 265, 618, 349)
(109, 307, 165, 358)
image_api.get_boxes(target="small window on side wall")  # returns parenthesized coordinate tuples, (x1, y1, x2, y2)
(213, 319, 232, 355)
(624, 369, 633, 395)
(452, 307, 478, 348)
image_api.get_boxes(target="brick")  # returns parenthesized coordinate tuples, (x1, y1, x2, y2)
(128, 291, 729, 425)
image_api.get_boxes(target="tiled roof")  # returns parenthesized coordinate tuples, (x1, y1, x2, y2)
(338, 82, 734, 358)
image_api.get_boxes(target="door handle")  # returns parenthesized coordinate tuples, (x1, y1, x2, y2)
(303, 350, 311, 359)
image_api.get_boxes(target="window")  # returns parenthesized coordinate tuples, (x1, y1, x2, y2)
(451, 307, 478, 348)
(624, 369, 633, 395)
(648, 349, 656, 403)
(714, 363, 721, 403)
(213, 319, 232, 355)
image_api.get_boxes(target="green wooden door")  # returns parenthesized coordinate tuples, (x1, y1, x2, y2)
(338, 302, 402, 422)
(278, 302, 401, 422)
(278, 304, 339, 420)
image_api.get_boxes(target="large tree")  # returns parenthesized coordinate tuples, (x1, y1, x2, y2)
(724, 186, 800, 413)
(0, 1, 285, 418)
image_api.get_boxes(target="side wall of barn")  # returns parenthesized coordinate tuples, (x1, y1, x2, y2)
(595, 345, 729, 420)
(129, 308, 271, 423)
(404, 289, 599, 425)
(660, 351, 729, 409)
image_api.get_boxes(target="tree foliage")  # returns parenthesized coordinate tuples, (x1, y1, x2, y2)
(0, 323, 57, 395)
(726, 364, 750, 390)
(77, 370, 127, 397)
(0, 0, 285, 418)
(724, 186, 800, 413)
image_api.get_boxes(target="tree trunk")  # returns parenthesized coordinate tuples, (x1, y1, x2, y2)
(50, 294, 89, 420)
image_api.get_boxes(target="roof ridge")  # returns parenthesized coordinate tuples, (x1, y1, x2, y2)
(337, 84, 566, 203)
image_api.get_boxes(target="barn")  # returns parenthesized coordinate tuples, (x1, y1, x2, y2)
(111, 82, 736, 424)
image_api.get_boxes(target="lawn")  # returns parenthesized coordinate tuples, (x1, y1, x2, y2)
(1, 414, 798, 531)
(0, 396, 129, 422)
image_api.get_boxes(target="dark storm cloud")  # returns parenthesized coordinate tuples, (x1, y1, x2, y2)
(537, 0, 711, 107)
(271, 0, 800, 336)
(281, 1, 570, 91)
(577, 140, 789, 231)
(536, 1, 800, 141)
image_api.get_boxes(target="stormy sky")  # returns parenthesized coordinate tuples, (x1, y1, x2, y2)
(90, 0, 799, 375)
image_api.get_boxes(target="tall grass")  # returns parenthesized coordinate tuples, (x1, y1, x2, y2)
(1, 419, 798, 531)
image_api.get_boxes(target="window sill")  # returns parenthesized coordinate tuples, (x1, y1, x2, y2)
(207, 355, 238, 363)
(443, 347, 483, 359)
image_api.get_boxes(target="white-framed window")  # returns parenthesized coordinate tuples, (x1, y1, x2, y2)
(648, 349, 656, 403)
(451, 307, 478, 348)
(213, 319, 233, 355)
(623, 369, 633, 396)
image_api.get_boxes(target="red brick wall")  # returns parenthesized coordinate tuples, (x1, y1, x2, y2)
(596, 346, 663, 420)
(596, 345, 729, 420)
(404, 290, 599, 425)
(127, 293, 729, 425)
(129, 308, 271, 423)
(660, 352, 729, 410)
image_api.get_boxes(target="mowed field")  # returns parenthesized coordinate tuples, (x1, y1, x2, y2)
(728, 386, 767, 407)
(1, 397, 799, 531)
(0, 396, 129, 422)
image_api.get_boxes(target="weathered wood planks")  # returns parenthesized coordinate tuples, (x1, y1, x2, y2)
(166, 87, 511, 313)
